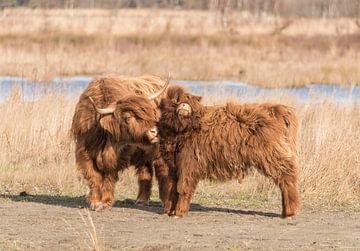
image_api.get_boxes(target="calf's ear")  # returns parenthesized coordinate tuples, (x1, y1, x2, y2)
(193, 95, 202, 102)
(99, 115, 120, 139)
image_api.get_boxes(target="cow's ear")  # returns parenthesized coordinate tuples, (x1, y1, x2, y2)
(99, 115, 120, 139)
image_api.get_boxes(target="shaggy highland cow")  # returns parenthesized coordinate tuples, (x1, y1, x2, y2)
(71, 75, 169, 211)
(158, 86, 300, 218)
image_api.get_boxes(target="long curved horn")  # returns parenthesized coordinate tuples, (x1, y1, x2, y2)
(89, 96, 116, 115)
(147, 75, 171, 100)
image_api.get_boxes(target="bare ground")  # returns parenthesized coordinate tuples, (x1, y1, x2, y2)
(0, 195, 359, 251)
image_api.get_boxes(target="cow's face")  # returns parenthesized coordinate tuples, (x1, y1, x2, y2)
(159, 86, 202, 133)
(90, 78, 170, 144)
(97, 96, 160, 144)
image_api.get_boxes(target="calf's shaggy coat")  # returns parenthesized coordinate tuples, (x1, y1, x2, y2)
(158, 86, 300, 218)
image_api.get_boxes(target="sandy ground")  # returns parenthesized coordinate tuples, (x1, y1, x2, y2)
(0, 195, 359, 251)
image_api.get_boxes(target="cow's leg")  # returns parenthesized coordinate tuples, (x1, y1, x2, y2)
(75, 146, 103, 211)
(101, 171, 119, 209)
(135, 163, 153, 205)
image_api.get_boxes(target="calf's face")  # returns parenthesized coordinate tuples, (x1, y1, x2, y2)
(159, 86, 203, 133)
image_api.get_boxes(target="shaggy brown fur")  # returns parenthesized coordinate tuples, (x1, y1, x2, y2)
(71, 75, 168, 211)
(158, 86, 300, 218)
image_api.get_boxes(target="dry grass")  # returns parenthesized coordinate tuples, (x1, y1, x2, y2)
(0, 88, 359, 211)
(77, 210, 104, 251)
(62, 209, 105, 250)
(1, 9, 360, 87)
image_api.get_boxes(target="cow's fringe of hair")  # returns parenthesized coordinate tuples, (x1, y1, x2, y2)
(71, 75, 166, 138)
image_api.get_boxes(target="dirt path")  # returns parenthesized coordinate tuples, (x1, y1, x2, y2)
(0, 195, 359, 250)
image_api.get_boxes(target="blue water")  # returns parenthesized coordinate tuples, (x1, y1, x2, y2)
(1, 76, 359, 105)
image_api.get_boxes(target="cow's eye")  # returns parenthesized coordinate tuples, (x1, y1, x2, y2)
(123, 114, 132, 124)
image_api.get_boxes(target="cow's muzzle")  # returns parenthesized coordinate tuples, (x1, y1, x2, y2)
(176, 103, 192, 117)
(146, 127, 159, 143)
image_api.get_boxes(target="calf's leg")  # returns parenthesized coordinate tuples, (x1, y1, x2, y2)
(163, 177, 178, 215)
(135, 164, 153, 205)
(153, 158, 178, 215)
(278, 172, 300, 218)
(174, 154, 200, 218)
(267, 158, 300, 218)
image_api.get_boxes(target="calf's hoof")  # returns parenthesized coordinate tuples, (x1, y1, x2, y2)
(135, 199, 149, 207)
(162, 208, 174, 216)
(90, 202, 104, 211)
(282, 212, 296, 219)
(90, 202, 111, 212)
(173, 211, 185, 218)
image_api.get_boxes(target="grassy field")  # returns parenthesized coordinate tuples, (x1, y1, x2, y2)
(1, 9, 360, 87)
(0, 89, 359, 211)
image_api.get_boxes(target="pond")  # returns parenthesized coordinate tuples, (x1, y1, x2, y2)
(0, 76, 359, 105)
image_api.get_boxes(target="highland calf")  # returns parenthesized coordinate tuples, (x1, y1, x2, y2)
(71, 75, 168, 211)
(158, 86, 300, 218)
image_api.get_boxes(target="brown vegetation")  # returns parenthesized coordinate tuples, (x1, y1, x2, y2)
(1, 9, 360, 87)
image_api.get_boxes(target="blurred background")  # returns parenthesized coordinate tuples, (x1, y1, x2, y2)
(1, 0, 360, 18)
(0, 0, 360, 86)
